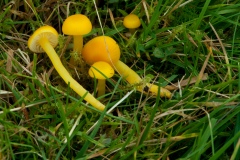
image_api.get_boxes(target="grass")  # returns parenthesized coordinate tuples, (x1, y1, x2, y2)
(0, 0, 240, 159)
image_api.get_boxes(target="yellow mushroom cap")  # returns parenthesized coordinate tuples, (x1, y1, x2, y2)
(82, 36, 120, 65)
(62, 14, 92, 35)
(123, 14, 141, 29)
(28, 26, 58, 53)
(89, 61, 115, 79)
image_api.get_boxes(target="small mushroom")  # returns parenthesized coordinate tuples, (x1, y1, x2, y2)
(28, 26, 105, 111)
(82, 36, 171, 98)
(88, 61, 115, 97)
(82, 36, 120, 65)
(62, 14, 92, 70)
(62, 14, 92, 54)
(123, 14, 141, 35)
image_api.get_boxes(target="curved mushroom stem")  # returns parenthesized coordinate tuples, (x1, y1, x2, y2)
(97, 79, 106, 97)
(112, 60, 171, 98)
(38, 37, 105, 111)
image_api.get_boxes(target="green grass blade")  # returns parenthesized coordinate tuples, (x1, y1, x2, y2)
(193, 0, 211, 30)
(138, 82, 162, 145)
(234, 111, 240, 159)
(209, 131, 240, 160)
(144, 0, 164, 38)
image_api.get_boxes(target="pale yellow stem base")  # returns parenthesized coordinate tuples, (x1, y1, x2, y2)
(72, 35, 85, 73)
(129, 28, 136, 35)
(97, 79, 106, 97)
(112, 60, 171, 98)
(39, 37, 105, 111)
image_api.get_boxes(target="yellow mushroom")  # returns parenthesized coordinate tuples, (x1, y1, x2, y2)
(123, 14, 141, 35)
(89, 61, 115, 97)
(82, 36, 171, 98)
(62, 14, 92, 69)
(28, 26, 105, 111)
(62, 14, 92, 54)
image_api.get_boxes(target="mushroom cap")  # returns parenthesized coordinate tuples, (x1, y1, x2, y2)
(82, 36, 120, 65)
(89, 61, 115, 79)
(123, 14, 141, 29)
(28, 26, 59, 53)
(62, 14, 92, 35)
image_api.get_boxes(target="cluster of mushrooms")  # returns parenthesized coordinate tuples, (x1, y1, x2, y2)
(28, 14, 171, 111)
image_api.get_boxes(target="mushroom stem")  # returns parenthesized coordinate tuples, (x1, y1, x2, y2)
(71, 35, 85, 72)
(113, 60, 141, 84)
(97, 79, 106, 97)
(128, 29, 136, 35)
(73, 35, 83, 53)
(38, 37, 105, 111)
(112, 60, 171, 98)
